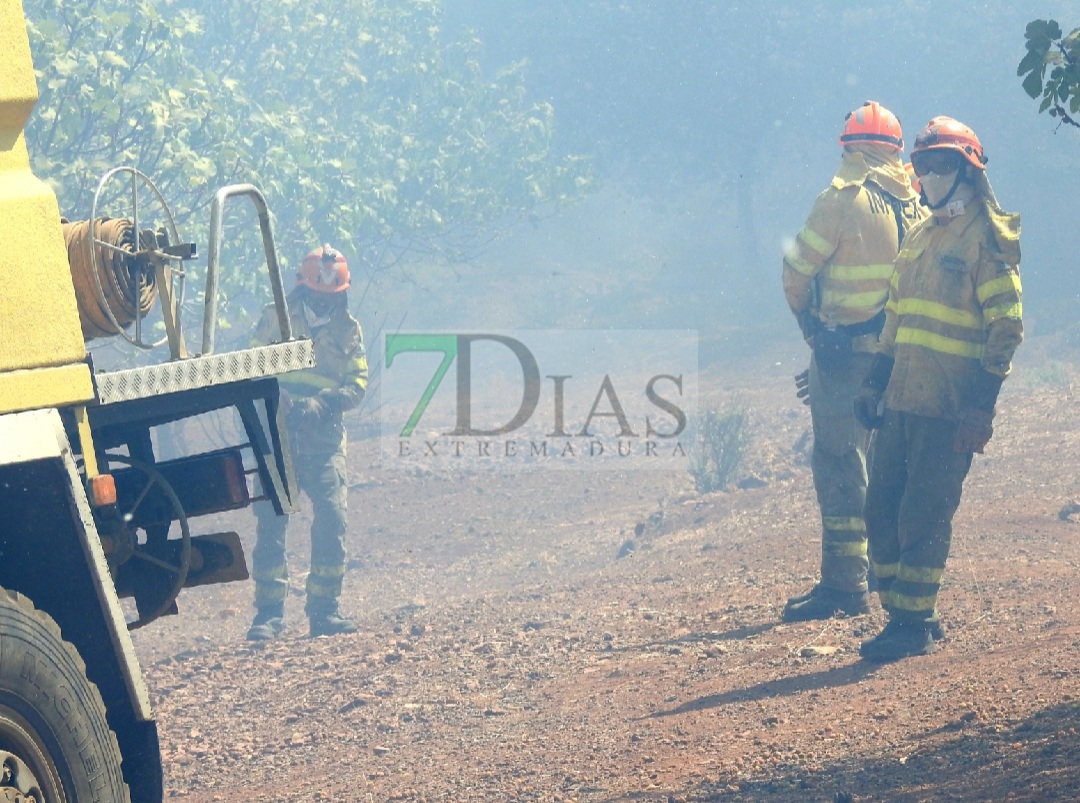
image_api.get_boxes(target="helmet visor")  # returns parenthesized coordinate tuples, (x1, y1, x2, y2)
(911, 149, 965, 177)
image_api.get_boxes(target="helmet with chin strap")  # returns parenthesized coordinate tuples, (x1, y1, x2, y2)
(910, 117, 987, 212)
(911, 117, 987, 171)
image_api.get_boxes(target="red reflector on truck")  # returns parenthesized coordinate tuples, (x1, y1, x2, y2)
(87, 474, 117, 507)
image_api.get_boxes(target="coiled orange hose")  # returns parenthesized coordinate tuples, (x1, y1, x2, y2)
(62, 217, 158, 342)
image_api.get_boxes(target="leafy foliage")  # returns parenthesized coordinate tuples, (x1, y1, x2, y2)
(689, 407, 749, 494)
(1018, 19, 1080, 130)
(23, 0, 591, 333)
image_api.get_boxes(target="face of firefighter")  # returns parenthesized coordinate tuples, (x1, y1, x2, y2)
(920, 171, 959, 206)
(922, 171, 977, 218)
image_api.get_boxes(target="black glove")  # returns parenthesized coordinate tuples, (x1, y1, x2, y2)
(853, 353, 895, 430)
(953, 369, 1004, 453)
(316, 387, 360, 415)
(854, 387, 884, 430)
(796, 310, 818, 343)
(953, 408, 993, 453)
(794, 369, 810, 406)
(289, 396, 327, 425)
(969, 369, 1004, 413)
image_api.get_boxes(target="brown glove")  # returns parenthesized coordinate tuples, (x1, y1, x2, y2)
(953, 408, 994, 454)
(794, 369, 810, 406)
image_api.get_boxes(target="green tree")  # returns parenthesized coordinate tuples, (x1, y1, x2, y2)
(1018, 18, 1080, 130)
(23, 0, 590, 328)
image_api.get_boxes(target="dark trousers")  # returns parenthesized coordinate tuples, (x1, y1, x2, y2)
(809, 350, 875, 592)
(865, 410, 972, 623)
(252, 448, 348, 616)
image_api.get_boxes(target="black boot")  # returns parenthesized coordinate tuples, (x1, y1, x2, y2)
(929, 619, 945, 642)
(308, 601, 358, 638)
(784, 585, 818, 608)
(246, 605, 285, 641)
(859, 618, 935, 662)
(782, 584, 870, 622)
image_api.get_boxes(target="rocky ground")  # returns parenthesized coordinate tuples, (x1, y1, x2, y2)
(130, 332, 1080, 802)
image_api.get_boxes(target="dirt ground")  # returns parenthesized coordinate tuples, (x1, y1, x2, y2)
(130, 331, 1080, 802)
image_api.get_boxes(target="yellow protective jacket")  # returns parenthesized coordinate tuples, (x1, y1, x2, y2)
(783, 150, 926, 332)
(253, 293, 369, 454)
(879, 200, 1023, 421)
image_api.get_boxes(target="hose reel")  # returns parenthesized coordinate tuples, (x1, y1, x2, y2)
(63, 217, 156, 341)
(66, 166, 195, 357)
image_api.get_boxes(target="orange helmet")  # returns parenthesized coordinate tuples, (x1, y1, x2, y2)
(297, 244, 350, 293)
(839, 101, 904, 151)
(911, 117, 987, 171)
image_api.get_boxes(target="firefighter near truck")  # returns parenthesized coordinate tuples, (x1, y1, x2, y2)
(0, 3, 314, 799)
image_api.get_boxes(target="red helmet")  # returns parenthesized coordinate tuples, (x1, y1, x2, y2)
(839, 101, 904, 151)
(297, 244, 350, 293)
(911, 117, 987, 170)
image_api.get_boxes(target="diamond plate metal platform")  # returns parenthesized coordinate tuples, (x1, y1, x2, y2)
(92, 340, 315, 405)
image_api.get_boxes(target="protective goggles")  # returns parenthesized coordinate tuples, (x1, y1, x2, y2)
(910, 149, 964, 177)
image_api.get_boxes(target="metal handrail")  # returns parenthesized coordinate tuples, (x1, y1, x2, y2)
(203, 184, 292, 355)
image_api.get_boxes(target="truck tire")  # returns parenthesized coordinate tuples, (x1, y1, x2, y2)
(0, 589, 129, 802)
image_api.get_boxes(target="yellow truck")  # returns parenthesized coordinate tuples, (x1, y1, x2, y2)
(0, 2, 311, 798)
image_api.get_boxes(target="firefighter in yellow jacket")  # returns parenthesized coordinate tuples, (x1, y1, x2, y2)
(781, 101, 926, 622)
(855, 118, 1023, 661)
(247, 245, 369, 640)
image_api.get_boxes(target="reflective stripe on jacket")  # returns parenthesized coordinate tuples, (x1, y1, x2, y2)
(253, 296, 368, 454)
(254, 300, 368, 400)
(783, 177, 925, 328)
(879, 202, 1023, 420)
